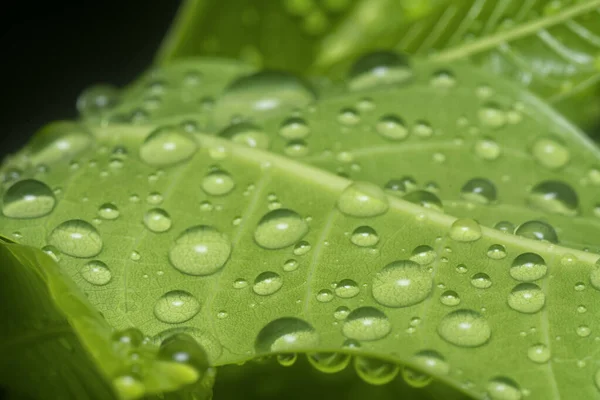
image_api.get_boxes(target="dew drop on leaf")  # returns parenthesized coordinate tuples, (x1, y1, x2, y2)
(470, 273, 492, 289)
(334, 279, 360, 298)
(334, 306, 350, 320)
(282, 259, 299, 272)
(438, 309, 491, 347)
(2, 179, 56, 218)
(337, 182, 389, 217)
(384, 176, 417, 195)
(440, 290, 460, 306)
(76, 84, 119, 117)
(350, 225, 379, 247)
(169, 225, 232, 276)
(460, 178, 497, 204)
(278, 117, 310, 139)
(376, 115, 409, 141)
(527, 180, 579, 216)
(354, 356, 399, 385)
(409, 245, 436, 265)
(449, 218, 482, 242)
(254, 208, 308, 249)
(348, 51, 412, 91)
(139, 126, 198, 167)
(98, 202, 119, 220)
(510, 253, 547, 281)
(277, 353, 297, 367)
(430, 69, 456, 89)
(252, 271, 283, 296)
(111, 327, 144, 347)
(589, 259, 600, 290)
(487, 244, 507, 260)
(494, 220, 515, 233)
(293, 240, 311, 255)
(474, 137, 501, 160)
(527, 343, 550, 363)
(316, 289, 334, 303)
(411, 350, 450, 375)
(401, 366, 432, 388)
(254, 317, 319, 353)
(48, 219, 103, 258)
(342, 307, 391, 341)
(531, 136, 570, 170)
(514, 220, 558, 243)
(372, 260, 433, 307)
(486, 377, 522, 400)
(337, 107, 361, 126)
(112, 375, 145, 400)
(218, 122, 270, 149)
(201, 170, 235, 196)
(403, 190, 443, 212)
(80, 260, 112, 286)
(154, 290, 201, 324)
(478, 102, 507, 128)
(143, 208, 172, 233)
(157, 333, 209, 379)
(307, 352, 351, 373)
(508, 283, 545, 314)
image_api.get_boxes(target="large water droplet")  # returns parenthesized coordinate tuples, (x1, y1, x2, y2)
(486, 377, 522, 400)
(411, 350, 449, 375)
(202, 170, 235, 196)
(157, 333, 209, 380)
(2, 179, 56, 218)
(342, 307, 391, 341)
(154, 290, 201, 324)
(254, 208, 308, 249)
(438, 309, 491, 347)
(528, 343, 550, 363)
(510, 253, 547, 281)
(515, 220, 558, 243)
(531, 136, 570, 170)
(169, 225, 231, 276)
(527, 180, 579, 216)
(80, 260, 112, 285)
(507, 283, 545, 314)
(215, 71, 316, 123)
(28, 122, 92, 165)
(48, 219, 103, 258)
(307, 352, 351, 373)
(449, 218, 482, 242)
(372, 260, 433, 307)
(219, 122, 270, 149)
(139, 126, 198, 167)
(143, 208, 172, 233)
(253, 271, 283, 295)
(255, 317, 319, 353)
(460, 178, 497, 204)
(350, 225, 379, 247)
(354, 356, 399, 385)
(337, 182, 389, 217)
(348, 51, 412, 91)
(279, 117, 310, 139)
(440, 290, 460, 306)
(376, 115, 408, 141)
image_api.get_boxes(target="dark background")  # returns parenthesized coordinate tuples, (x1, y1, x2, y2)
(2, 1, 181, 158)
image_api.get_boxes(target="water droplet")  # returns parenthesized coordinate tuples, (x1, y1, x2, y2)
(139, 126, 198, 167)
(438, 309, 491, 347)
(376, 115, 408, 140)
(589, 259, 600, 290)
(2, 179, 56, 218)
(283, 259, 299, 272)
(334, 279, 360, 298)
(440, 290, 460, 306)
(478, 102, 506, 128)
(372, 260, 433, 307)
(527, 180, 579, 216)
(98, 202, 119, 220)
(279, 117, 310, 139)
(254, 208, 308, 249)
(157, 333, 209, 379)
(528, 343, 550, 363)
(80, 260, 112, 285)
(384, 176, 417, 195)
(337, 182, 388, 217)
(277, 353, 297, 367)
(202, 170, 235, 196)
(293, 241, 311, 256)
(510, 253, 547, 281)
(350, 226, 379, 247)
(460, 178, 497, 204)
(471, 273, 492, 289)
(342, 307, 391, 341)
(154, 290, 201, 324)
(316, 289, 334, 303)
(255, 317, 319, 353)
(411, 350, 449, 375)
(354, 356, 399, 385)
(508, 283, 545, 314)
(112, 327, 144, 347)
(486, 377, 522, 400)
(495, 220, 515, 233)
(112, 375, 145, 400)
(48, 219, 103, 258)
(576, 325, 591, 337)
(531, 136, 570, 170)
(28, 122, 92, 165)
(349, 51, 412, 91)
(515, 220, 558, 243)
(337, 108, 360, 125)
(307, 352, 351, 373)
(253, 271, 283, 295)
(402, 366, 432, 388)
(284, 139, 309, 157)
(487, 244, 507, 260)
(409, 245, 436, 265)
(449, 218, 482, 242)
(219, 122, 270, 149)
(215, 71, 316, 123)
(143, 208, 172, 233)
(233, 278, 248, 289)
(77, 84, 119, 116)
(334, 306, 350, 320)
(169, 225, 231, 276)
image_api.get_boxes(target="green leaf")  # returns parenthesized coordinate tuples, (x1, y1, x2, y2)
(2, 56, 600, 399)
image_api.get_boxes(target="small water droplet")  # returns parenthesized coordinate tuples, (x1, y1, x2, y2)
(531, 136, 570, 170)
(354, 356, 399, 385)
(154, 290, 201, 324)
(307, 352, 351, 373)
(143, 208, 172, 233)
(470, 273, 492, 289)
(478, 102, 507, 128)
(508, 283, 545, 314)
(169, 225, 231, 276)
(233, 278, 248, 289)
(219, 122, 270, 149)
(279, 117, 310, 139)
(342, 307, 391, 341)
(449, 218, 482, 242)
(576, 325, 591, 337)
(474, 137, 501, 160)
(487, 244, 507, 260)
(2, 179, 56, 218)
(376, 115, 408, 140)
(403, 190, 443, 212)
(337, 182, 389, 217)
(139, 126, 198, 167)
(283, 259, 299, 272)
(253, 271, 283, 295)
(438, 309, 491, 347)
(254, 208, 308, 249)
(348, 51, 412, 91)
(48, 219, 103, 258)
(430, 69, 456, 88)
(528, 343, 550, 363)
(350, 225, 379, 247)
(409, 245, 436, 265)
(527, 180, 579, 216)
(277, 353, 298, 367)
(293, 240, 312, 256)
(98, 202, 119, 220)
(337, 108, 361, 125)
(202, 170, 235, 196)
(440, 290, 460, 306)
(157, 333, 209, 380)
(77, 84, 119, 116)
(486, 377, 522, 400)
(316, 289, 334, 303)
(510, 253, 547, 281)
(334, 306, 350, 320)
(334, 279, 360, 298)
(460, 178, 497, 204)
(80, 260, 112, 285)
(372, 260, 432, 307)
(255, 317, 319, 353)
(411, 350, 449, 375)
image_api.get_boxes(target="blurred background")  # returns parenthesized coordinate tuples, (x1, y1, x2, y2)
(2, 1, 181, 157)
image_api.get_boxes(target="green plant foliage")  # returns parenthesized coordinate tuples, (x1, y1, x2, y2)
(2, 1, 600, 400)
